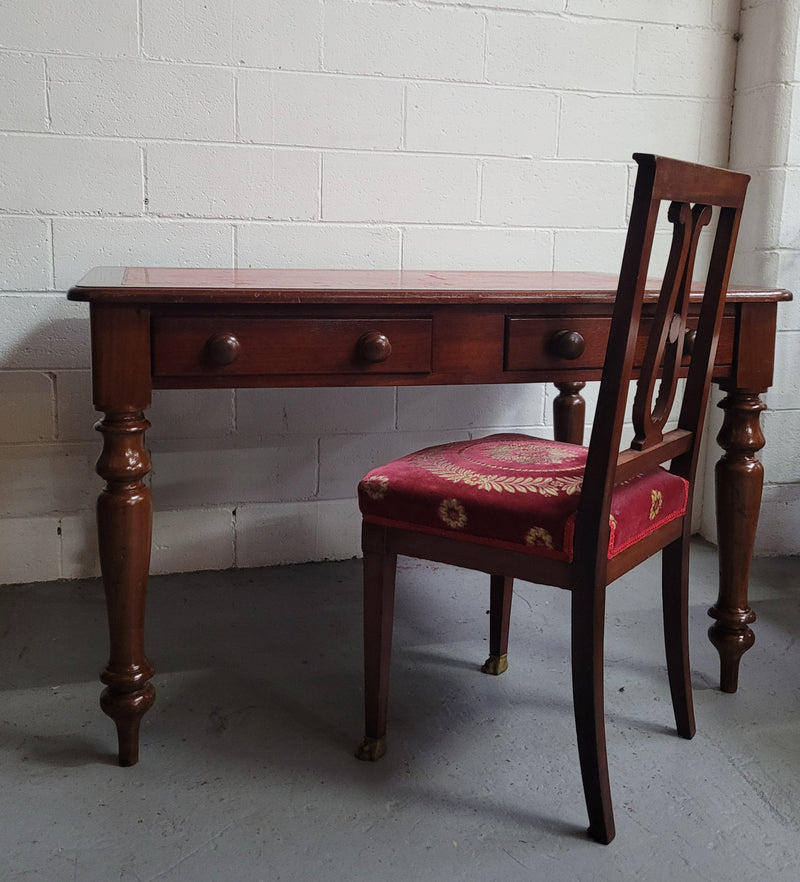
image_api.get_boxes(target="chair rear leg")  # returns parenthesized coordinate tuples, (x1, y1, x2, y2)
(482, 574, 513, 675)
(571, 586, 615, 844)
(356, 542, 398, 762)
(662, 534, 696, 739)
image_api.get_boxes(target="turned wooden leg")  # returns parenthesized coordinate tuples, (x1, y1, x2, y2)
(482, 574, 512, 675)
(709, 389, 764, 693)
(554, 381, 586, 445)
(96, 410, 155, 766)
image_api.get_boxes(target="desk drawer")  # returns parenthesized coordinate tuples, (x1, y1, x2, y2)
(505, 315, 735, 372)
(152, 316, 433, 378)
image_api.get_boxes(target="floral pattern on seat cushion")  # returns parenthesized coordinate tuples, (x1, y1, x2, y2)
(358, 434, 688, 561)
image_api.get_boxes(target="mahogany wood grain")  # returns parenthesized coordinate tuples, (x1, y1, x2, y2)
(68, 222, 789, 780)
(553, 381, 587, 445)
(707, 300, 779, 692)
(89, 305, 155, 767)
(71, 265, 782, 304)
(152, 316, 433, 378)
(505, 314, 735, 374)
(482, 574, 513, 675)
(710, 390, 764, 692)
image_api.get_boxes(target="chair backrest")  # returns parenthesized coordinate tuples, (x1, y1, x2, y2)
(575, 153, 749, 573)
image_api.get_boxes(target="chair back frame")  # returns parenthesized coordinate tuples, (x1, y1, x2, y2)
(573, 154, 749, 582)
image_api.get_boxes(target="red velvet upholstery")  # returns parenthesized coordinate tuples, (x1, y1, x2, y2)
(359, 433, 688, 561)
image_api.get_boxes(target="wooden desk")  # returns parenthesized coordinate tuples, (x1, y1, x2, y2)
(68, 267, 790, 766)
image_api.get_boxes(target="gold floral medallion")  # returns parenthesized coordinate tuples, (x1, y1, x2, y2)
(438, 498, 468, 529)
(362, 474, 390, 500)
(649, 489, 663, 520)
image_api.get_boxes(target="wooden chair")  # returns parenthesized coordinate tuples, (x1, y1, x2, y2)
(354, 154, 749, 844)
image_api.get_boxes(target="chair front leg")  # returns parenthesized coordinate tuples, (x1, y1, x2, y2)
(661, 532, 696, 739)
(356, 531, 397, 762)
(571, 584, 615, 844)
(482, 574, 513, 675)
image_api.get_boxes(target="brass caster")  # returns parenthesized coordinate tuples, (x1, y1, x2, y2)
(481, 653, 508, 676)
(356, 736, 386, 761)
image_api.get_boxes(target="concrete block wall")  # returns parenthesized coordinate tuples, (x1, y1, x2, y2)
(712, 0, 800, 555)
(1, 1, 743, 584)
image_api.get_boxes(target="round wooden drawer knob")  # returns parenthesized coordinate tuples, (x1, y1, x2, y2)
(550, 329, 585, 360)
(205, 332, 241, 366)
(357, 331, 392, 364)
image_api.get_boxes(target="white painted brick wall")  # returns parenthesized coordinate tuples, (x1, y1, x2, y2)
(0, 445, 96, 518)
(405, 83, 558, 157)
(568, 0, 710, 25)
(322, 153, 479, 223)
(324, 1, 485, 80)
(0, 135, 142, 214)
(0, 517, 61, 584)
(635, 25, 735, 98)
(318, 430, 467, 501)
(0, 0, 139, 56)
(486, 16, 637, 90)
(705, 0, 800, 556)
(481, 160, 628, 226)
(236, 499, 361, 568)
(0, 296, 90, 369)
(52, 219, 235, 292)
(402, 227, 552, 271)
(553, 230, 629, 273)
(238, 72, 403, 149)
(0, 54, 47, 131)
(149, 508, 236, 576)
(3, 0, 776, 586)
(1, 217, 52, 289)
(146, 144, 320, 219)
(236, 387, 396, 436)
(0, 372, 55, 443)
(148, 439, 319, 509)
(48, 58, 237, 141)
(237, 223, 400, 269)
(397, 385, 547, 432)
(141, 0, 322, 68)
(558, 95, 706, 162)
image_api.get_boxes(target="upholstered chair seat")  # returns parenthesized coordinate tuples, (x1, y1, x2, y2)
(359, 433, 689, 563)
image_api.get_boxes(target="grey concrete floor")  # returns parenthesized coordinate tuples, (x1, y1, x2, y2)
(0, 539, 798, 881)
